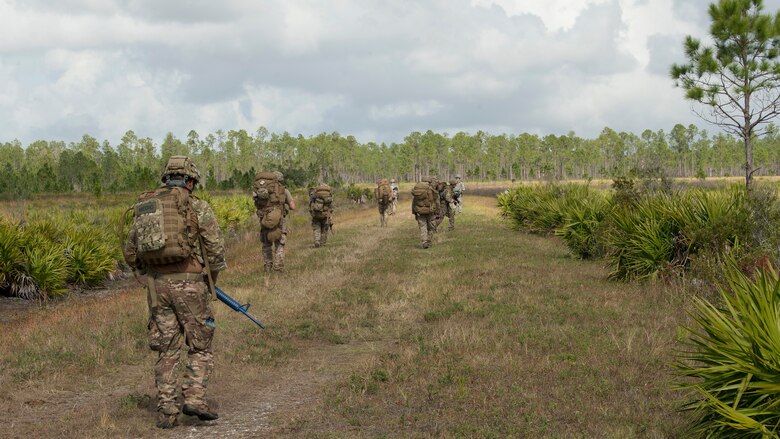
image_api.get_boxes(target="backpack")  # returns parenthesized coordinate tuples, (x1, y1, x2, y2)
(310, 184, 333, 220)
(131, 186, 197, 266)
(377, 179, 392, 205)
(253, 172, 286, 229)
(411, 181, 436, 215)
(253, 172, 286, 210)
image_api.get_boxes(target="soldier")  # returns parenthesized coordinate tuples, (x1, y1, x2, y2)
(123, 156, 226, 429)
(389, 178, 399, 215)
(453, 175, 465, 213)
(253, 171, 296, 273)
(309, 183, 333, 247)
(375, 178, 393, 227)
(411, 177, 440, 248)
(433, 180, 456, 231)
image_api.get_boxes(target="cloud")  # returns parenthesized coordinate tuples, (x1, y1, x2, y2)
(0, 0, 749, 146)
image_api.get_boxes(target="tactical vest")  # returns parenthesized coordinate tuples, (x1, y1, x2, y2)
(132, 186, 198, 266)
(411, 182, 436, 215)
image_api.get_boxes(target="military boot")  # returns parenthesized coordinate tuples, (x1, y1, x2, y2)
(183, 404, 219, 421)
(156, 411, 178, 429)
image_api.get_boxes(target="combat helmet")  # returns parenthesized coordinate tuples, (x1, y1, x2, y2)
(449, 179, 457, 186)
(162, 155, 200, 183)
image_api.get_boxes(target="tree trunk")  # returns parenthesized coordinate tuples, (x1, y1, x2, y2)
(745, 134, 753, 189)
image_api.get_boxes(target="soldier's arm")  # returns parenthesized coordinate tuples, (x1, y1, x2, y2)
(285, 189, 296, 210)
(195, 200, 227, 273)
(123, 227, 139, 270)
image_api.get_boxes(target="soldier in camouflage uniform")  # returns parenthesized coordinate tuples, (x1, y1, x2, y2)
(412, 177, 440, 249)
(433, 180, 456, 231)
(123, 156, 226, 429)
(259, 171, 296, 272)
(309, 183, 333, 247)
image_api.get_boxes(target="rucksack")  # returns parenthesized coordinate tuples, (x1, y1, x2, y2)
(377, 179, 392, 205)
(131, 186, 197, 266)
(411, 181, 436, 215)
(253, 172, 286, 210)
(310, 184, 333, 220)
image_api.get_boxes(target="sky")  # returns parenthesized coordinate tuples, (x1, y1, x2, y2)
(2, 0, 780, 147)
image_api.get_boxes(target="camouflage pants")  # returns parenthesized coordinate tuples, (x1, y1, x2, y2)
(148, 279, 214, 415)
(311, 218, 330, 246)
(261, 217, 288, 271)
(416, 213, 435, 247)
(378, 203, 390, 227)
(436, 203, 454, 230)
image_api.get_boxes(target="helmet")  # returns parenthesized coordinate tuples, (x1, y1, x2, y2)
(162, 156, 200, 183)
(455, 175, 461, 179)
(390, 178, 396, 183)
(449, 179, 457, 186)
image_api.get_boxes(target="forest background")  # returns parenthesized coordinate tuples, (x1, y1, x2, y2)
(1, 122, 775, 198)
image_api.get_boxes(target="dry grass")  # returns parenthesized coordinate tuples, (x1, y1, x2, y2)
(0, 193, 693, 437)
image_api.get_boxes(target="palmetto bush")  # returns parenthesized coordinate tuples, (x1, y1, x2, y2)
(199, 193, 256, 233)
(0, 220, 25, 291)
(677, 261, 780, 437)
(62, 228, 118, 285)
(554, 190, 611, 259)
(498, 184, 592, 234)
(606, 193, 680, 280)
(0, 215, 121, 300)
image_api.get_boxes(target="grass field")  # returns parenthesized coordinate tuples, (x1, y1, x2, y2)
(0, 193, 692, 437)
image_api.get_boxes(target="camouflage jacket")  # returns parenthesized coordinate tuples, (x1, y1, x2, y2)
(124, 190, 227, 274)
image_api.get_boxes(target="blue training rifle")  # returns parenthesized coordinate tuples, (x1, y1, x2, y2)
(215, 286, 265, 329)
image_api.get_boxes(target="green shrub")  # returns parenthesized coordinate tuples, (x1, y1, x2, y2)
(677, 261, 780, 437)
(555, 192, 610, 258)
(0, 220, 24, 291)
(606, 194, 679, 280)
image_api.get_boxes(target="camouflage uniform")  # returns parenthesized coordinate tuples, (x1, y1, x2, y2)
(261, 188, 294, 272)
(376, 181, 392, 227)
(413, 179, 440, 249)
(389, 179, 399, 215)
(124, 175, 226, 428)
(433, 182, 455, 231)
(453, 177, 465, 213)
(309, 186, 333, 247)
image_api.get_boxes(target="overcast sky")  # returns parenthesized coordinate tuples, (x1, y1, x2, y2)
(3, 0, 780, 146)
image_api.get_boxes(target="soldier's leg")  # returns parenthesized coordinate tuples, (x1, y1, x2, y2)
(416, 214, 430, 248)
(426, 214, 436, 243)
(274, 218, 288, 271)
(321, 222, 330, 245)
(274, 233, 286, 271)
(448, 206, 455, 230)
(261, 230, 273, 272)
(149, 282, 184, 422)
(172, 281, 216, 417)
(312, 221, 321, 247)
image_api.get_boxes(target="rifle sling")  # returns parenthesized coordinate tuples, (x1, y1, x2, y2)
(198, 235, 217, 301)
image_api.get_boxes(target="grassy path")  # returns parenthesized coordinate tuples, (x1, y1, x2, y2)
(0, 195, 690, 437)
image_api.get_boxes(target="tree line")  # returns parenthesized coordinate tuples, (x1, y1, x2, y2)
(1, 124, 779, 198)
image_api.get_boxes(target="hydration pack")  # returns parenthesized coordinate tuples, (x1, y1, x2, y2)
(131, 186, 197, 266)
